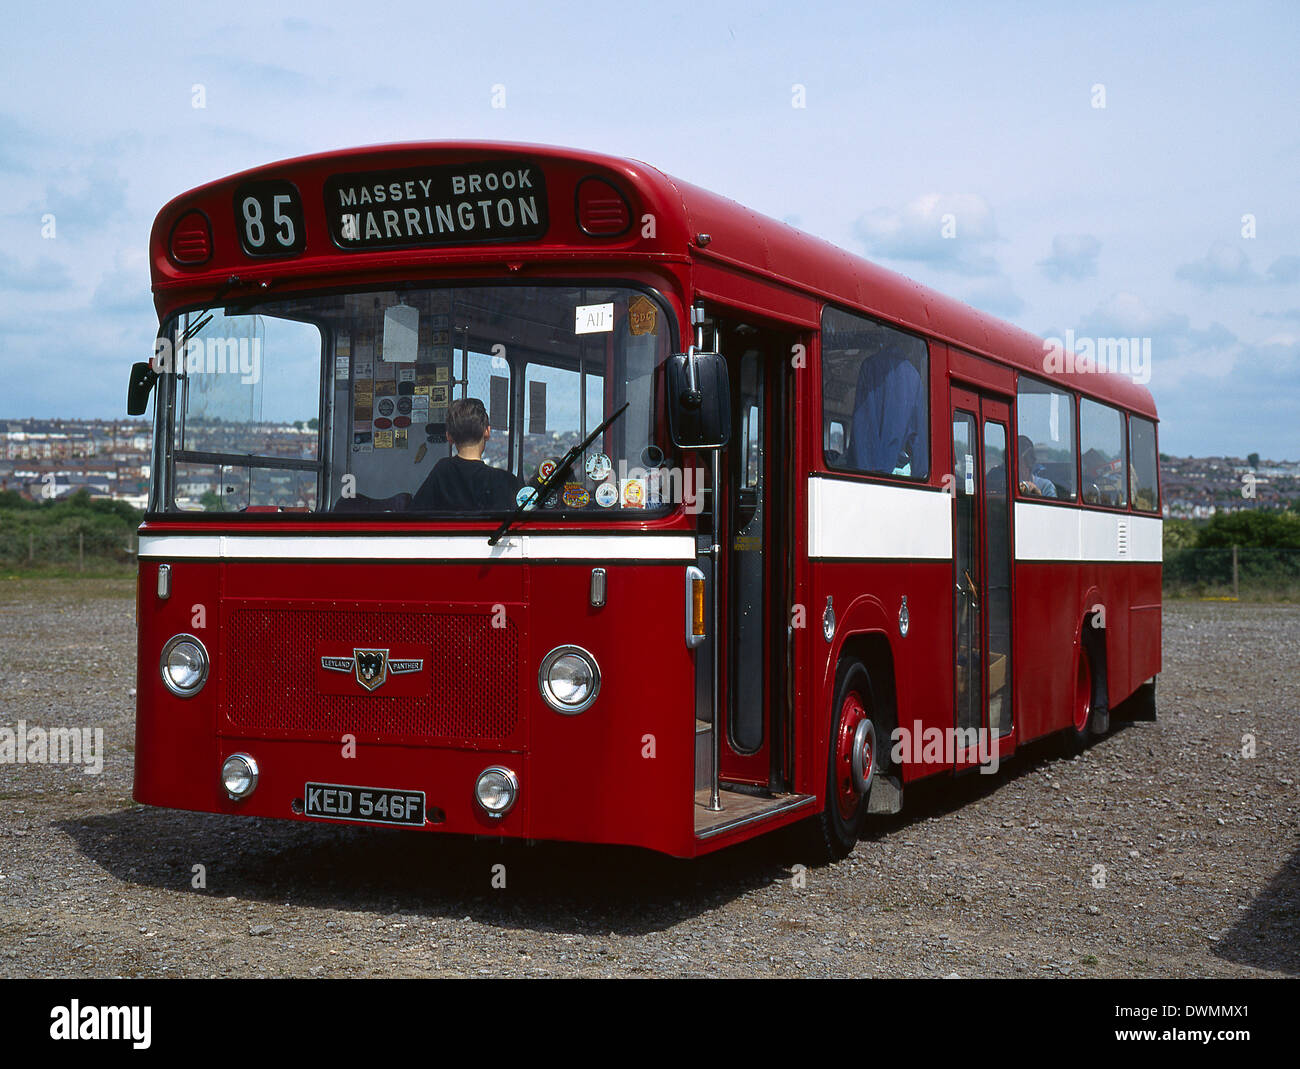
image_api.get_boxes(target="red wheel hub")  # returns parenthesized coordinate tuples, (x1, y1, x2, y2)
(1075, 652, 1092, 733)
(835, 692, 871, 820)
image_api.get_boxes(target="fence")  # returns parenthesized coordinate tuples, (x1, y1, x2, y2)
(0, 526, 139, 570)
(1163, 546, 1300, 599)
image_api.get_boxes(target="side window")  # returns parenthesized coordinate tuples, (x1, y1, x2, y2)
(459, 349, 512, 469)
(821, 307, 929, 479)
(1129, 415, 1159, 512)
(521, 362, 605, 483)
(1079, 398, 1128, 508)
(1015, 378, 1077, 501)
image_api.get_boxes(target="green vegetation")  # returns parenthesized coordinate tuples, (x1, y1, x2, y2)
(1164, 509, 1300, 600)
(0, 490, 141, 575)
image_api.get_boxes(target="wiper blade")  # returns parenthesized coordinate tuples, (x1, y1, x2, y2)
(488, 402, 629, 546)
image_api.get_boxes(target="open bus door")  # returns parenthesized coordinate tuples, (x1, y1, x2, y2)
(950, 385, 1016, 772)
(688, 308, 814, 842)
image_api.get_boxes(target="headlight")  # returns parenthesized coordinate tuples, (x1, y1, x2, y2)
(475, 766, 519, 817)
(538, 644, 600, 714)
(160, 633, 209, 697)
(221, 753, 259, 800)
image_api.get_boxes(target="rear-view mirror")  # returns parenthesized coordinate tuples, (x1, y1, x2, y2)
(667, 351, 731, 449)
(126, 361, 158, 416)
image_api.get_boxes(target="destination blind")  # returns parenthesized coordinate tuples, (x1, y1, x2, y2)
(324, 160, 548, 249)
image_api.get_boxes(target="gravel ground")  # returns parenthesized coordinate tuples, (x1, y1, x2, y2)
(0, 577, 1296, 978)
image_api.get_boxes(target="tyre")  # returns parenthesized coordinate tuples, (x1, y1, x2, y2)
(805, 661, 879, 861)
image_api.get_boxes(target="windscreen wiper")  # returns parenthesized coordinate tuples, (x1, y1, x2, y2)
(488, 402, 629, 546)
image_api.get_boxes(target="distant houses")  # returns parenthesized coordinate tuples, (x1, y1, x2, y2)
(1, 417, 1296, 517)
(0, 418, 153, 508)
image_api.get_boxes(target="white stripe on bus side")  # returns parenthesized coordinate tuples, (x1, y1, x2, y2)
(136, 533, 698, 562)
(1014, 502, 1162, 562)
(807, 476, 953, 560)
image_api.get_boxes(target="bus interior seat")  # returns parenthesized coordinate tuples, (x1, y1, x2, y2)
(847, 345, 926, 475)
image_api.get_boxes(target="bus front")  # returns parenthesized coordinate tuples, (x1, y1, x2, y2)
(131, 144, 707, 857)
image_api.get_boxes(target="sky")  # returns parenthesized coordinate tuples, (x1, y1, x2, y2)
(1, 0, 1297, 460)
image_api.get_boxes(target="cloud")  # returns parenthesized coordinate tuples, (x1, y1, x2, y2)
(91, 249, 152, 316)
(0, 113, 44, 174)
(965, 276, 1024, 318)
(1155, 336, 1300, 458)
(1174, 240, 1259, 288)
(191, 55, 315, 94)
(1038, 234, 1101, 282)
(1064, 291, 1238, 385)
(854, 193, 1001, 276)
(0, 252, 72, 293)
(22, 162, 129, 236)
(1267, 254, 1300, 284)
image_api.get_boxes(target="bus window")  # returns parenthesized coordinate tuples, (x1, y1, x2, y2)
(1129, 415, 1159, 512)
(166, 309, 322, 512)
(1080, 398, 1128, 508)
(821, 307, 929, 479)
(1015, 377, 1077, 501)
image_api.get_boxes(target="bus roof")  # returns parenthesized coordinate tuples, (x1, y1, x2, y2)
(151, 140, 1156, 419)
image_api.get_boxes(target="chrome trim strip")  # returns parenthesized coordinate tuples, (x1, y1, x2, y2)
(695, 794, 816, 840)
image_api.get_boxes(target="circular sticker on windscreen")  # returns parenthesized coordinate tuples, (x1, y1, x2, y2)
(515, 486, 539, 511)
(377, 397, 396, 418)
(538, 458, 559, 483)
(373, 417, 393, 430)
(585, 452, 612, 482)
(397, 397, 412, 415)
(595, 482, 619, 508)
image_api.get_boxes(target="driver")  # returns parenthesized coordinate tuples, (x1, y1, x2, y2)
(413, 397, 521, 511)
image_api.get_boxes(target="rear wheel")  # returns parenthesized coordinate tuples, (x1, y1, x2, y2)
(1068, 646, 1093, 752)
(807, 662, 878, 860)
(1069, 635, 1109, 751)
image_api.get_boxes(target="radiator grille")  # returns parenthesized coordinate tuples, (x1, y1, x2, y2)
(223, 606, 520, 744)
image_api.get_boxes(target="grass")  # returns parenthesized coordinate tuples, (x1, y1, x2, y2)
(0, 572, 136, 604)
(1164, 583, 1300, 603)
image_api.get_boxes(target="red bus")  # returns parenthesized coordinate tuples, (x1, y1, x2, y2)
(129, 142, 1161, 859)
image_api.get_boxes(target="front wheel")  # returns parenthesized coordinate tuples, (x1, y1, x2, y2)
(808, 662, 879, 860)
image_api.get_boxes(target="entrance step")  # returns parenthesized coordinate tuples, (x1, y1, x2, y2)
(867, 774, 903, 815)
(694, 785, 815, 840)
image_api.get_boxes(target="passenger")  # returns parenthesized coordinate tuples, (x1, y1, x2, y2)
(413, 397, 521, 511)
(849, 342, 926, 476)
(1017, 435, 1057, 498)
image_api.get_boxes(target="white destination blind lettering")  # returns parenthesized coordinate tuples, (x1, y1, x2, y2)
(325, 160, 548, 249)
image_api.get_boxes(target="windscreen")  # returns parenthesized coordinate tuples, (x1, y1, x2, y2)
(151, 284, 674, 517)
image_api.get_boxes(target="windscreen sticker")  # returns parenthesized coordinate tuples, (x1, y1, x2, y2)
(575, 302, 614, 334)
(628, 295, 657, 336)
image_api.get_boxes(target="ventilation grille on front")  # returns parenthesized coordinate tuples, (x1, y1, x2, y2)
(223, 607, 520, 744)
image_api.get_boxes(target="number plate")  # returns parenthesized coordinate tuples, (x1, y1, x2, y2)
(303, 782, 425, 826)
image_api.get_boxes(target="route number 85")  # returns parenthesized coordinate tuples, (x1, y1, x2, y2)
(234, 183, 304, 256)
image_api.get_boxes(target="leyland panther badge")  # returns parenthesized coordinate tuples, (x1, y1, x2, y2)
(321, 648, 424, 692)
